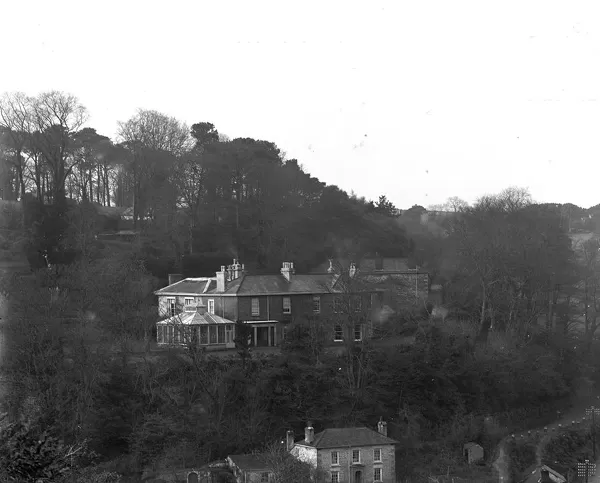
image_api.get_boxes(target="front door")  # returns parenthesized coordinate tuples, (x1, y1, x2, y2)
(256, 326, 269, 347)
(354, 470, 362, 483)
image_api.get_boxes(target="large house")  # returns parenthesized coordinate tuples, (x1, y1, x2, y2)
(287, 420, 397, 483)
(154, 259, 381, 350)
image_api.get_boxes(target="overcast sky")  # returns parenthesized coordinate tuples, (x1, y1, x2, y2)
(2, 0, 599, 209)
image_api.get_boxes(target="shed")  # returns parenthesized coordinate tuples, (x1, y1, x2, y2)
(463, 442, 484, 464)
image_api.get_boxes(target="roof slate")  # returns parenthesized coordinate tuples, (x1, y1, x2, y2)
(295, 427, 398, 449)
(155, 278, 215, 295)
(205, 274, 340, 296)
(228, 454, 271, 472)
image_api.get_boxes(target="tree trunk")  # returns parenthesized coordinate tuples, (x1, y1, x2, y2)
(476, 282, 490, 342)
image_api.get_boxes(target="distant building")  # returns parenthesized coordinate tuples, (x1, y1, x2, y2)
(312, 257, 429, 309)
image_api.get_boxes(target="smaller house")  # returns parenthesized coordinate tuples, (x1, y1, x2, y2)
(463, 442, 483, 465)
(288, 419, 397, 483)
(227, 454, 273, 483)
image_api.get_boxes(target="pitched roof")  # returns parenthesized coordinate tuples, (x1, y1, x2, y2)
(227, 454, 271, 472)
(519, 465, 566, 483)
(206, 273, 342, 296)
(295, 427, 398, 449)
(154, 278, 215, 295)
(157, 310, 234, 325)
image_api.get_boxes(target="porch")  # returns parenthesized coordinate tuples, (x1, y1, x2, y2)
(244, 320, 279, 347)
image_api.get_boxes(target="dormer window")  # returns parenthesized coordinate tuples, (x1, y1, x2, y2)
(184, 297, 194, 311)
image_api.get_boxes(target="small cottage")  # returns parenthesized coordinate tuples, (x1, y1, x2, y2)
(463, 442, 483, 465)
(227, 454, 273, 483)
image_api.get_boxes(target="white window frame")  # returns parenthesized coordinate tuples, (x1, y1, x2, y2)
(184, 297, 194, 306)
(167, 297, 176, 317)
(252, 298, 260, 316)
(313, 295, 321, 313)
(283, 296, 291, 314)
(331, 450, 339, 466)
(331, 471, 339, 483)
(334, 324, 343, 342)
(374, 467, 382, 482)
(208, 299, 215, 315)
(352, 449, 360, 464)
(373, 448, 382, 462)
(354, 324, 362, 341)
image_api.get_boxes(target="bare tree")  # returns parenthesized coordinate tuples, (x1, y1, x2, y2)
(28, 91, 88, 203)
(0, 92, 33, 199)
(117, 109, 191, 227)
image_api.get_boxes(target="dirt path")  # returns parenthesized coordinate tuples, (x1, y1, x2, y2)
(493, 385, 600, 482)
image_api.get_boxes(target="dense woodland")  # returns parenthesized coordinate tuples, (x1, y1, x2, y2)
(1, 91, 600, 482)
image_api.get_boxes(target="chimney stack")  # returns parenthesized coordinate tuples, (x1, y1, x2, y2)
(327, 259, 334, 273)
(304, 421, 314, 444)
(168, 273, 183, 286)
(286, 430, 295, 451)
(216, 266, 226, 292)
(349, 262, 357, 278)
(232, 259, 242, 280)
(281, 261, 295, 282)
(377, 417, 387, 437)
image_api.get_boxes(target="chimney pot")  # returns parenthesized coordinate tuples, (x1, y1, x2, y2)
(168, 273, 183, 285)
(305, 421, 314, 444)
(377, 417, 387, 437)
(286, 430, 295, 451)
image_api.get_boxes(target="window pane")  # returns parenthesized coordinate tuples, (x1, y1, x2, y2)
(218, 325, 225, 343)
(354, 325, 362, 341)
(200, 326, 208, 344)
(313, 296, 320, 313)
(334, 325, 343, 341)
(168, 325, 174, 343)
(209, 325, 217, 344)
(352, 450, 360, 462)
(283, 297, 291, 314)
(374, 449, 381, 461)
(252, 298, 260, 315)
